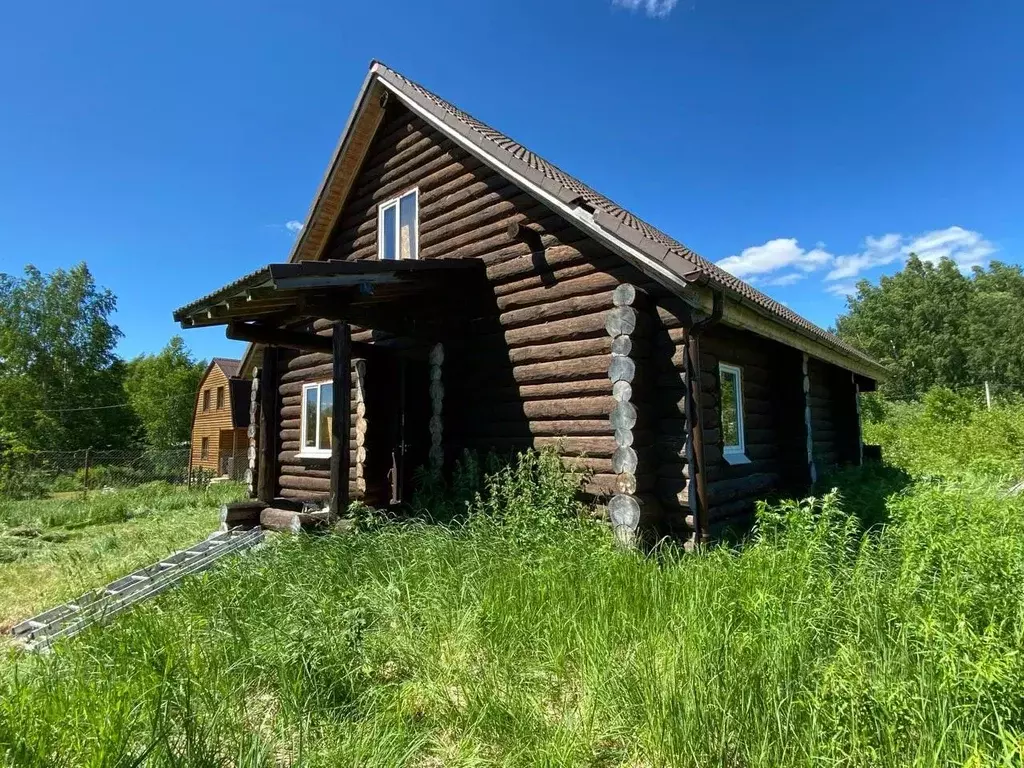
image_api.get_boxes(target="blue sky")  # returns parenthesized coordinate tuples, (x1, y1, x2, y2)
(1, 0, 1020, 363)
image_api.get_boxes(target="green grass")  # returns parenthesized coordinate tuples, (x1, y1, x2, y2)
(0, 448, 1023, 766)
(0, 482, 242, 633)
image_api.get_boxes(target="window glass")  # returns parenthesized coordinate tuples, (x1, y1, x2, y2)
(319, 383, 334, 450)
(200, 437, 209, 459)
(381, 205, 397, 260)
(399, 192, 417, 259)
(304, 385, 318, 448)
(216, 386, 224, 409)
(202, 389, 210, 411)
(720, 366, 742, 451)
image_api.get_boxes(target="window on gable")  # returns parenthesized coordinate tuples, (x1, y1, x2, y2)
(719, 363, 750, 465)
(378, 189, 419, 260)
(216, 386, 225, 410)
(301, 381, 334, 456)
(202, 389, 211, 412)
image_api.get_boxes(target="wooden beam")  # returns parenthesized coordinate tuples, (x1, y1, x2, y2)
(256, 347, 279, 503)
(228, 322, 331, 352)
(331, 323, 352, 518)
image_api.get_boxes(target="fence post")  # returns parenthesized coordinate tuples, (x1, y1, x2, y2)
(82, 448, 91, 501)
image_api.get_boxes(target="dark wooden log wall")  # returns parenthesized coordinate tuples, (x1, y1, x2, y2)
(275, 327, 370, 507)
(806, 357, 861, 472)
(692, 324, 807, 535)
(266, 98, 866, 538)
(313, 101, 656, 502)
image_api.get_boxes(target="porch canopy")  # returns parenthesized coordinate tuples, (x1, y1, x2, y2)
(173, 258, 485, 519)
(172, 258, 486, 339)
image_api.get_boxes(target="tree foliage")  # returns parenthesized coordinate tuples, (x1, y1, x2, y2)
(835, 256, 1024, 400)
(0, 264, 137, 450)
(124, 337, 206, 448)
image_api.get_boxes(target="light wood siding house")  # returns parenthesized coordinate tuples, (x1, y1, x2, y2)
(189, 358, 252, 479)
(174, 62, 886, 545)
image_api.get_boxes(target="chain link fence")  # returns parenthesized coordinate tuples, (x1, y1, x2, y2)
(0, 447, 224, 501)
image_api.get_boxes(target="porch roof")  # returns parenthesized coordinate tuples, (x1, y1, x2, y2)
(172, 259, 484, 331)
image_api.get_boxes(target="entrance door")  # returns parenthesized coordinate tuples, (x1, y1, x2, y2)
(364, 355, 431, 506)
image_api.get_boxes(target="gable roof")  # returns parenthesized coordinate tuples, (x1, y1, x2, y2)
(212, 358, 241, 379)
(245, 61, 885, 381)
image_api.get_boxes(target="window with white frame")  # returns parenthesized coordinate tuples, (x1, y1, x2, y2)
(378, 188, 419, 260)
(719, 363, 749, 464)
(300, 381, 334, 457)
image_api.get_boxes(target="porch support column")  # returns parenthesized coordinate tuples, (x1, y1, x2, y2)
(803, 353, 817, 484)
(428, 343, 444, 470)
(246, 368, 259, 496)
(331, 323, 352, 518)
(853, 373, 863, 466)
(256, 346, 280, 504)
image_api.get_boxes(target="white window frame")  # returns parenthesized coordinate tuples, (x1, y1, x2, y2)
(299, 380, 333, 458)
(377, 188, 419, 260)
(719, 362, 751, 465)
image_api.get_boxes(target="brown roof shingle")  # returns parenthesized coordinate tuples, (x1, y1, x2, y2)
(372, 62, 883, 378)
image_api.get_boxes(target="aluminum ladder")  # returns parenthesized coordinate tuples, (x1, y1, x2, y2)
(11, 526, 264, 652)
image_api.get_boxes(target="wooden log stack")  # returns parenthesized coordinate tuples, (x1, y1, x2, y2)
(247, 367, 259, 496)
(606, 283, 642, 547)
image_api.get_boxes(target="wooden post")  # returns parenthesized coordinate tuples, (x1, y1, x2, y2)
(256, 346, 279, 503)
(82, 448, 90, 501)
(852, 373, 863, 466)
(428, 343, 444, 471)
(803, 353, 817, 484)
(331, 323, 352, 518)
(683, 333, 708, 548)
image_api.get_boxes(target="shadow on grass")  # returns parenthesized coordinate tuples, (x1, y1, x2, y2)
(703, 461, 913, 551)
(813, 461, 913, 530)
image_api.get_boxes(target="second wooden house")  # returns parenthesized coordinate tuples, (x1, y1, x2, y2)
(189, 358, 252, 480)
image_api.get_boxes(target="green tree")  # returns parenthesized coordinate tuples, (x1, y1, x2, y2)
(124, 337, 206, 448)
(0, 264, 136, 450)
(835, 256, 1024, 400)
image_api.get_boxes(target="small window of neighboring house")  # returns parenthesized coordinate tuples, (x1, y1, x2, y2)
(216, 386, 225, 410)
(200, 437, 210, 460)
(300, 381, 334, 457)
(378, 189, 419, 260)
(719, 363, 750, 465)
(202, 389, 211, 411)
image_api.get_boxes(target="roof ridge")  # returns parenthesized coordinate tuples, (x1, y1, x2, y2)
(372, 63, 881, 373)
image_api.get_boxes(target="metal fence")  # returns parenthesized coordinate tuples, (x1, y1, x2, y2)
(0, 447, 219, 501)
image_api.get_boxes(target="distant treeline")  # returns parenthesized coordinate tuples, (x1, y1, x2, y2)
(0, 263, 206, 454)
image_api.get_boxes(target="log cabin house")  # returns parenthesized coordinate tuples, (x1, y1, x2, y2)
(189, 358, 252, 480)
(173, 62, 886, 545)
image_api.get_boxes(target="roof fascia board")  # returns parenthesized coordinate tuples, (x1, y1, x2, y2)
(377, 72, 883, 380)
(375, 74, 705, 312)
(285, 66, 381, 265)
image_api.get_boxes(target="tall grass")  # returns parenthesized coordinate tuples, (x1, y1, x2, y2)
(0, 483, 242, 630)
(864, 387, 1024, 481)
(1, 456, 1023, 765)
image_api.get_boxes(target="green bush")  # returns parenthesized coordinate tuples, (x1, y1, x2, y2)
(865, 386, 1024, 481)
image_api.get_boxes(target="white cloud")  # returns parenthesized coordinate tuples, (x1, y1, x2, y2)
(612, 0, 678, 17)
(825, 283, 858, 298)
(825, 233, 902, 281)
(717, 238, 832, 279)
(907, 226, 995, 270)
(719, 226, 997, 297)
(285, 220, 304, 233)
(762, 272, 806, 287)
